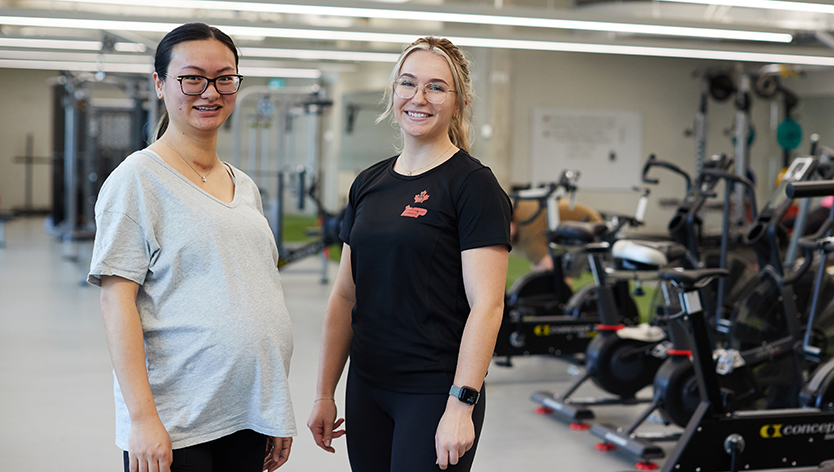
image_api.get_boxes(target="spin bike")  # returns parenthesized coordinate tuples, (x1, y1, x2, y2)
(494, 171, 643, 364)
(589, 155, 824, 467)
(648, 153, 759, 318)
(647, 260, 834, 472)
(530, 154, 755, 425)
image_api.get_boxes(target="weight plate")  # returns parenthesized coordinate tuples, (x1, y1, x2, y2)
(709, 73, 735, 102)
(754, 74, 780, 98)
(777, 118, 803, 151)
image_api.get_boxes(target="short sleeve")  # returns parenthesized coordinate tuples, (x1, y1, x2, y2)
(339, 180, 358, 245)
(456, 167, 513, 252)
(87, 210, 152, 286)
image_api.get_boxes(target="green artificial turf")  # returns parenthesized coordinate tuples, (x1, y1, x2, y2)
(279, 215, 342, 262)
(281, 215, 320, 243)
(506, 253, 533, 288)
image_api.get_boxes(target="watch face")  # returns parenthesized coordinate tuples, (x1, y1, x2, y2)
(460, 387, 479, 404)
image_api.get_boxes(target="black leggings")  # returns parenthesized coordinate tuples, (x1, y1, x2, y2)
(122, 429, 267, 472)
(345, 367, 486, 472)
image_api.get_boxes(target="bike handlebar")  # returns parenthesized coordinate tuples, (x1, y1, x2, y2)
(512, 182, 561, 201)
(512, 170, 581, 201)
(699, 169, 758, 220)
(641, 154, 692, 193)
(786, 180, 834, 199)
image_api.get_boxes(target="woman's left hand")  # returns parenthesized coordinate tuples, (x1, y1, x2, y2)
(435, 398, 475, 470)
(264, 436, 292, 471)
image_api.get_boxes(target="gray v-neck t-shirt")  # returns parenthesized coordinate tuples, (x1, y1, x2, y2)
(88, 149, 296, 450)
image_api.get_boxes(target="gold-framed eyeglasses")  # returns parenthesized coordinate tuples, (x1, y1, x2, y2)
(394, 78, 456, 104)
(171, 74, 244, 95)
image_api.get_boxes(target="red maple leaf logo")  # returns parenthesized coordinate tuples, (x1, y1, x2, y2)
(401, 205, 428, 218)
(414, 190, 430, 204)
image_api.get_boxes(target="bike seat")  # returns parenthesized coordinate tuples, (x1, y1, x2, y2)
(612, 240, 687, 270)
(583, 242, 610, 253)
(618, 323, 667, 342)
(658, 268, 729, 290)
(549, 221, 608, 245)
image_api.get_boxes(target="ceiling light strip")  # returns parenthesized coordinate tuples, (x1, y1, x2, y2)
(114, 42, 149, 52)
(0, 58, 322, 77)
(0, 49, 152, 62)
(0, 15, 830, 67)
(0, 59, 151, 73)
(0, 16, 414, 42)
(0, 37, 102, 50)
(0, 16, 177, 32)
(658, 0, 834, 14)
(0, 16, 790, 47)
(221, 25, 417, 43)
(238, 47, 400, 62)
(0, 37, 146, 52)
(0, 40, 391, 63)
(239, 66, 322, 78)
(49, 0, 792, 42)
(448, 36, 834, 66)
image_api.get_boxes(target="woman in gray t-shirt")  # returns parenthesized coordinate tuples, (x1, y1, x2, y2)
(88, 23, 294, 472)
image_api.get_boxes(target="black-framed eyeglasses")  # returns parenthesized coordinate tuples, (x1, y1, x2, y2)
(394, 77, 456, 104)
(171, 74, 244, 95)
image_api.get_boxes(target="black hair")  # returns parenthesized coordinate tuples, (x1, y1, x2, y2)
(153, 23, 239, 140)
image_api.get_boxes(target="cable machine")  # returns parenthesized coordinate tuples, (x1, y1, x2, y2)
(689, 66, 802, 242)
(51, 72, 151, 263)
(230, 85, 334, 281)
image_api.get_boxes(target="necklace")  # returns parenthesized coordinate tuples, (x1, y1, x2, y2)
(400, 144, 455, 176)
(159, 139, 218, 183)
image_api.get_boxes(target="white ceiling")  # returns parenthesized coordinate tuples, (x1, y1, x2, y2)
(0, 0, 832, 76)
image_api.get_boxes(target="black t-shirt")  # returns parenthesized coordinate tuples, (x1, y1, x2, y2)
(340, 150, 512, 393)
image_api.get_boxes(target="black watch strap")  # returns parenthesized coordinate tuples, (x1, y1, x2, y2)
(449, 385, 480, 405)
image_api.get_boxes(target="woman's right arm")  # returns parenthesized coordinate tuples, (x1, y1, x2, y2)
(307, 243, 356, 453)
(100, 275, 173, 472)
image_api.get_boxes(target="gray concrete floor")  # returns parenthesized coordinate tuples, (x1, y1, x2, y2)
(0, 217, 677, 471)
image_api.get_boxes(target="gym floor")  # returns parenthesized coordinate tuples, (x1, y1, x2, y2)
(0, 217, 681, 472)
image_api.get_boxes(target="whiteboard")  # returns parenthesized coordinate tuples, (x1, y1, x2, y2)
(531, 109, 642, 190)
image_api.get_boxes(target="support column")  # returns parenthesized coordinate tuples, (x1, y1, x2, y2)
(487, 48, 513, 187)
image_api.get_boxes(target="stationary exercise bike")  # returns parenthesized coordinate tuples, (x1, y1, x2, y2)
(494, 171, 642, 364)
(529, 198, 679, 423)
(529, 236, 670, 424)
(722, 159, 834, 410)
(646, 153, 758, 322)
(649, 258, 834, 472)
(589, 155, 825, 467)
(531, 154, 757, 425)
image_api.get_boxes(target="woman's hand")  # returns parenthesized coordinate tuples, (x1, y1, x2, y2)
(434, 398, 475, 470)
(264, 436, 293, 470)
(127, 416, 173, 472)
(307, 399, 346, 453)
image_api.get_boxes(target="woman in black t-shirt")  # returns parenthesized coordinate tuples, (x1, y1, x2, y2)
(307, 36, 512, 472)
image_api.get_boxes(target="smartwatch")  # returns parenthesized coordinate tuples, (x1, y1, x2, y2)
(449, 385, 480, 405)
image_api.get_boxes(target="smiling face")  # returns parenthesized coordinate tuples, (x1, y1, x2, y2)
(394, 50, 458, 145)
(154, 38, 237, 137)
